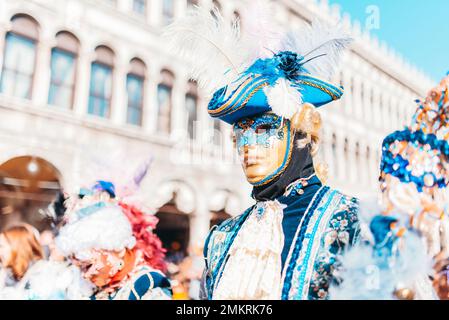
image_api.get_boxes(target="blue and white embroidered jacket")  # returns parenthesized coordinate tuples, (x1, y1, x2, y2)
(91, 266, 172, 300)
(201, 176, 360, 300)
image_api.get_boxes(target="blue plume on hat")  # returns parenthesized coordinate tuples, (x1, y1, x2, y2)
(92, 180, 116, 198)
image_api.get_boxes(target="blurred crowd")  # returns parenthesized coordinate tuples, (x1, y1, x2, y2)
(0, 182, 204, 300)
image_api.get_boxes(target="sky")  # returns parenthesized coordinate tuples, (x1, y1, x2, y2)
(328, 0, 449, 82)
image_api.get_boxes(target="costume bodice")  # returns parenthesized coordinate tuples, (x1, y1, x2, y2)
(91, 266, 172, 300)
(202, 181, 360, 300)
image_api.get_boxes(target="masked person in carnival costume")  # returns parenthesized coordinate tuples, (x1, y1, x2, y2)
(330, 74, 449, 300)
(165, 2, 360, 300)
(55, 160, 172, 300)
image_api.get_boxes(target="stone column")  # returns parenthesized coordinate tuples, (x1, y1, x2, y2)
(353, 75, 362, 120)
(348, 138, 358, 184)
(143, 63, 160, 134)
(372, 86, 380, 128)
(368, 141, 379, 189)
(363, 81, 371, 123)
(111, 53, 128, 125)
(170, 71, 187, 140)
(32, 33, 53, 107)
(150, 0, 162, 27)
(0, 26, 6, 80)
(335, 133, 347, 184)
(359, 141, 368, 187)
(73, 44, 93, 117)
(342, 69, 353, 115)
(322, 129, 335, 181)
(175, 0, 188, 18)
(195, 95, 211, 165)
(189, 188, 211, 250)
(117, 0, 131, 12)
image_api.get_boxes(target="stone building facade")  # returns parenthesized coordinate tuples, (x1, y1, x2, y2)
(0, 0, 434, 256)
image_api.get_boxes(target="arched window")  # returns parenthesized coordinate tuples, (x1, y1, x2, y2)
(126, 58, 146, 126)
(162, 0, 175, 25)
(187, 0, 199, 7)
(186, 80, 198, 139)
(233, 11, 242, 29)
(88, 45, 114, 118)
(0, 14, 39, 99)
(157, 69, 174, 135)
(48, 31, 79, 109)
(344, 137, 349, 168)
(0, 156, 62, 232)
(355, 142, 360, 178)
(360, 82, 364, 99)
(212, 0, 222, 10)
(213, 119, 222, 146)
(132, 0, 146, 15)
(350, 77, 355, 98)
(379, 94, 385, 124)
(366, 146, 372, 182)
(211, 0, 222, 20)
(339, 71, 344, 88)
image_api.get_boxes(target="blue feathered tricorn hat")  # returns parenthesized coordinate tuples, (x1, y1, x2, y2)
(164, 2, 352, 124)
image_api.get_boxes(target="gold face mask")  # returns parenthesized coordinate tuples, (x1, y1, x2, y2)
(233, 113, 294, 186)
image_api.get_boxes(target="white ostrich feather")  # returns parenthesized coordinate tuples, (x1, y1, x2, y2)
(163, 6, 249, 92)
(240, 0, 283, 60)
(56, 206, 136, 258)
(264, 78, 303, 119)
(19, 261, 94, 299)
(282, 19, 352, 80)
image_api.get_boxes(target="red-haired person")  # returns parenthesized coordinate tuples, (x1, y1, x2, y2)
(0, 225, 44, 289)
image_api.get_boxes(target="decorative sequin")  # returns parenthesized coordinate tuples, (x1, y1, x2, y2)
(234, 113, 286, 150)
(381, 129, 449, 191)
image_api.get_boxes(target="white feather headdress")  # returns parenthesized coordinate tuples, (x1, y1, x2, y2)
(281, 19, 352, 81)
(164, 0, 352, 118)
(240, 0, 284, 60)
(163, 6, 249, 92)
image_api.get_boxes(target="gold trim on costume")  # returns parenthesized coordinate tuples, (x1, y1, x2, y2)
(217, 82, 269, 118)
(208, 77, 254, 115)
(298, 80, 341, 101)
(208, 78, 268, 116)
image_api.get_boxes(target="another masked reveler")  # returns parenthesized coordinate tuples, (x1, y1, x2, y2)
(55, 166, 172, 300)
(165, 3, 360, 300)
(330, 74, 449, 300)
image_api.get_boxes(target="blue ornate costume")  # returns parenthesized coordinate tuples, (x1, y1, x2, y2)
(166, 4, 357, 300)
(91, 266, 172, 300)
(330, 74, 449, 300)
(201, 176, 360, 300)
